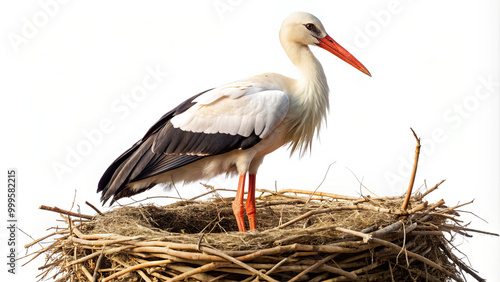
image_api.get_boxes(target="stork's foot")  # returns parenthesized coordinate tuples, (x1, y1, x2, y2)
(232, 202, 246, 232)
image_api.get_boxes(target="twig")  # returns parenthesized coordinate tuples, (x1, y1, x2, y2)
(92, 246, 105, 282)
(279, 189, 359, 201)
(136, 270, 153, 282)
(441, 241, 486, 282)
(289, 253, 351, 282)
(335, 227, 372, 243)
(129, 246, 226, 262)
(401, 128, 421, 210)
(101, 260, 172, 282)
(24, 229, 70, 249)
(322, 264, 359, 280)
(150, 271, 172, 281)
(112, 257, 153, 282)
(85, 201, 104, 216)
(171, 176, 185, 201)
(306, 161, 336, 204)
(370, 221, 403, 238)
(398, 266, 442, 282)
(440, 225, 499, 237)
(265, 254, 296, 275)
(65, 245, 134, 267)
(170, 262, 222, 282)
(416, 180, 446, 200)
(406, 202, 428, 214)
(199, 245, 280, 282)
(438, 200, 475, 214)
(118, 195, 185, 206)
(39, 205, 94, 220)
(70, 189, 77, 212)
(70, 235, 142, 246)
(168, 264, 224, 281)
(80, 264, 93, 282)
(346, 167, 380, 197)
(21, 237, 68, 267)
(16, 227, 45, 251)
(199, 183, 227, 203)
(322, 261, 383, 282)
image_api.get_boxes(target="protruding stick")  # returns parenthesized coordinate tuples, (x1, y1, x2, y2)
(416, 179, 446, 200)
(39, 205, 94, 220)
(401, 128, 421, 211)
(85, 201, 104, 216)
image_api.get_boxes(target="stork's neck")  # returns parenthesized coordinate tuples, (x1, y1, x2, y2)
(282, 41, 330, 155)
(285, 43, 329, 95)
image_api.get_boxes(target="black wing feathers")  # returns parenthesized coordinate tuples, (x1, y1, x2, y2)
(97, 91, 205, 196)
(141, 90, 209, 140)
(97, 89, 262, 205)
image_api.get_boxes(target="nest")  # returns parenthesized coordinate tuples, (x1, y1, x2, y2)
(24, 185, 495, 282)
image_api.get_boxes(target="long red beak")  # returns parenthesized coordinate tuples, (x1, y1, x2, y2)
(317, 35, 371, 77)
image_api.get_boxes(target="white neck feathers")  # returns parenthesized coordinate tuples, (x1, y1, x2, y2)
(282, 42, 330, 155)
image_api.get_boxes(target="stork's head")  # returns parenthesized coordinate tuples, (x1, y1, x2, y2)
(280, 12, 371, 76)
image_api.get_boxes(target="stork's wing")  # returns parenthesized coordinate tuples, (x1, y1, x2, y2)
(170, 82, 288, 139)
(98, 83, 289, 204)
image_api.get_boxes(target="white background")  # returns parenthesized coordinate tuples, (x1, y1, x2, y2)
(1, 0, 499, 280)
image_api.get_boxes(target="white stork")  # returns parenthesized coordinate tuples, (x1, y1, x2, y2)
(98, 12, 371, 232)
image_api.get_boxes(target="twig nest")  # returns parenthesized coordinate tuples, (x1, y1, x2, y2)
(26, 189, 493, 281)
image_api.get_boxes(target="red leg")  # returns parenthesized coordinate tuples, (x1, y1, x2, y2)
(232, 174, 246, 232)
(246, 174, 256, 230)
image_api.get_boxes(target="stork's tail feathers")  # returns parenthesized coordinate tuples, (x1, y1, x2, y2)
(97, 140, 153, 205)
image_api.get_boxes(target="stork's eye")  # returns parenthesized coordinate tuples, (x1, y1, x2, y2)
(305, 23, 315, 31)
